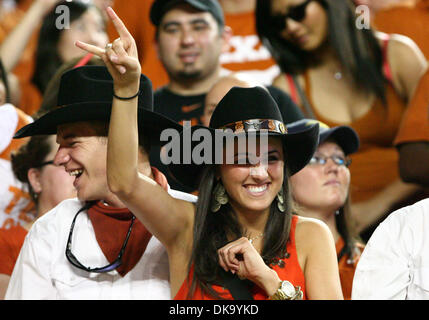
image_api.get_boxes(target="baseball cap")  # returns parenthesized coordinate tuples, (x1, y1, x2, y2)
(150, 0, 225, 27)
(287, 119, 360, 155)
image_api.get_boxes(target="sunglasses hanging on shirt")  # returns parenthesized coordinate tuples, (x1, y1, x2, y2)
(65, 202, 135, 273)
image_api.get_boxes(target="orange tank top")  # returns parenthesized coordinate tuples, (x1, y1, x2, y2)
(284, 37, 408, 202)
(174, 215, 306, 300)
(304, 73, 406, 202)
(335, 237, 364, 300)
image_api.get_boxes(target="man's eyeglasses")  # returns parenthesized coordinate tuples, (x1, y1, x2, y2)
(272, 0, 313, 30)
(65, 202, 135, 273)
(309, 154, 352, 167)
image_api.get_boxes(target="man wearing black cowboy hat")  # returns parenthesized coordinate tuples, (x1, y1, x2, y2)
(5, 66, 196, 300)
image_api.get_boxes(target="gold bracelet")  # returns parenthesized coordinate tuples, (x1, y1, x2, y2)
(269, 280, 303, 300)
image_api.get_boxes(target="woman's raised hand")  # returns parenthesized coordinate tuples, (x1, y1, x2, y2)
(75, 7, 141, 92)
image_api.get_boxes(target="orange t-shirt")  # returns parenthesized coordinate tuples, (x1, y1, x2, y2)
(394, 69, 429, 146)
(0, 105, 32, 161)
(0, 105, 35, 229)
(17, 81, 42, 117)
(174, 215, 306, 300)
(0, 2, 49, 115)
(107, 0, 168, 90)
(335, 237, 364, 300)
(374, 0, 429, 60)
(0, 225, 28, 275)
(0, 0, 37, 83)
(221, 10, 279, 85)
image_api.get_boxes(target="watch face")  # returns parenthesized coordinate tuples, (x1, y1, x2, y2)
(281, 281, 296, 297)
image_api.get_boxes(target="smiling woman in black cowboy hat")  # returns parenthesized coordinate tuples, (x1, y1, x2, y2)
(77, 7, 343, 300)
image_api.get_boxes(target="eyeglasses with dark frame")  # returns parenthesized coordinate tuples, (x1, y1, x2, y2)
(272, 0, 313, 30)
(65, 202, 135, 273)
(309, 154, 352, 167)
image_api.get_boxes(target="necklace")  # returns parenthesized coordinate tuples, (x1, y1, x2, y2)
(334, 71, 342, 80)
(248, 233, 264, 244)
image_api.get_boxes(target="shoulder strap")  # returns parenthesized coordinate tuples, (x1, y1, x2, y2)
(337, 244, 348, 262)
(381, 34, 393, 83)
(73, 53, 94, 68)
(220, 270, 254, 300)
(285, 74, 299, 105)
(292, 75, 316, 119)
(285, 73, 316, 118)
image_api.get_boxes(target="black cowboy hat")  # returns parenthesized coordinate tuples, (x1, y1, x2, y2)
(166, 86, 319, 190)
(13, 66, 181, 140)
(287, 119, 360, 155)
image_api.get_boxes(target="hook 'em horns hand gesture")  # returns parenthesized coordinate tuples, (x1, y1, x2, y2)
(75, 7, 141, 95)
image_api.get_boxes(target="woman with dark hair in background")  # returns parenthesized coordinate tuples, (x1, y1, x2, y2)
(0, 0, 62, 110)
(256, 0, 429, 241)
(32, 0, 108, 95)
(288, 119, 363, 299)
(35, 54, 105, 117)
(0, 134, 76, 299)
(11, 135, 76, 217)
(0, 0, 108, 115)
(0, 58, 10, 104)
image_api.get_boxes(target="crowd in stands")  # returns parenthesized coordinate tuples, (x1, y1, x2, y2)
(0, 0, 428, 300)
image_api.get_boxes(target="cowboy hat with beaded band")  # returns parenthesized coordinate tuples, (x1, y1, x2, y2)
(166, 86, 320, 190)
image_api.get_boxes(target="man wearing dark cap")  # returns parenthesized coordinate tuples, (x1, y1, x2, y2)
(148, 0, 232, 193)
(5, 66, 196, 299)
(150, 0, 231, 127)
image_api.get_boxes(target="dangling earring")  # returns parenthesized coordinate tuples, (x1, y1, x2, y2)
(335, 209, 340, 215)
(276, 187, 285, 213)
(211, 181, 228, 213)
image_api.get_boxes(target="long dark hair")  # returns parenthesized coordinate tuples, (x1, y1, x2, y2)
(31, 1, 97, 94)
(335, 195, 361, 261)
(0, 58, 11, 104)
(187, 163, 294, 299)
(256, 0, 386, 103)
(35, 55, 105, 118)
(11, 135, 53, 204)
